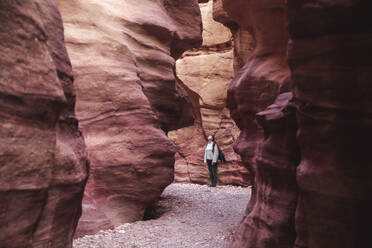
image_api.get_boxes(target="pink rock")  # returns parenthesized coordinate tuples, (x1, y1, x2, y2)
(214, 0, 296, 247)
(220, 0, 290, 180)
(0, 1, 88, 247)
(56, 0, 202, 237)
(215, 0, 290, 214)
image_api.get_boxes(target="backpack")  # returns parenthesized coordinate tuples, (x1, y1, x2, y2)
(212, 142, 227, 163)
(217, 146, 226, 163)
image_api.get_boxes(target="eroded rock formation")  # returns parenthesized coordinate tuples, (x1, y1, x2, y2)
(169, 0, 250, 187)
(55, 0, 202, 237)
(212, 0, 254, 73)
(0, 1, 88, 247)
(217, 0, 372, 247)
(288, 1, 372, 247)
(216, 0, 290, 202)
(231, 93, 299, 247)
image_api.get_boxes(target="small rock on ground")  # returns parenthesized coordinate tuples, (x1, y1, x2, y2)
(74, 183, 251, 248)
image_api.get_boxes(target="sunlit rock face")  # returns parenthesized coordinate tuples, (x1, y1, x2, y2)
(56, 0, 202, 237)
(212, 0, 254, 72)
(288, 1, 372, 247)
(0, 1, 88, 247)
(169, 0, 251, 187)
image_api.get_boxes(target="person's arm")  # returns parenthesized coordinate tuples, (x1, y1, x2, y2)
(212, 144, 219, 163)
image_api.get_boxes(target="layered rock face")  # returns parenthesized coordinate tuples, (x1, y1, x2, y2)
(231, 93, 300, 248)
(0, 1, 88, 247)
(214, 0, 295, 247)
(169, 0, 251, 187)
(212, 0, 254, 72)
(56, 0, 202, 237)
(218, 0, 372, 247)
(287, 1, 372, 247)
(217, 0, 290, 196)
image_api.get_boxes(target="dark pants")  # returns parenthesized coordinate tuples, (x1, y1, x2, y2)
(207, 159, 218, 187)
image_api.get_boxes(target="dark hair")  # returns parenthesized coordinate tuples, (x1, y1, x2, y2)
(211, 135, 217, 153)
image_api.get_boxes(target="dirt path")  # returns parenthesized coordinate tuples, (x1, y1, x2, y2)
(74, 183, 251, 248)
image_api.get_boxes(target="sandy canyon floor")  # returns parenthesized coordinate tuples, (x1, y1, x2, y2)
(74, 183, 251, 248)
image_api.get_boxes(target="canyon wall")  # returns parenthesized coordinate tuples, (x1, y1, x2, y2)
(0, 1, 88, 247)
(169, 0, 251, 187)
(217, 0, 372, 247)
(288, 1, 372, 247)
(56, 0, 202, 237)
(215, 0, 290, 198)
(212, 0, 254, 73)
(231, 93, 299, 247)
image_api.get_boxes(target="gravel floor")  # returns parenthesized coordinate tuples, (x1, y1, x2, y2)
(74, 183, 251, 248)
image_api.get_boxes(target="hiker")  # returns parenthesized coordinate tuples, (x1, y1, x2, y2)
(204, 135, 219, 187)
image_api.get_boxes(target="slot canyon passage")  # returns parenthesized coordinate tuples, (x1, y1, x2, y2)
(0, 0, 372, 248)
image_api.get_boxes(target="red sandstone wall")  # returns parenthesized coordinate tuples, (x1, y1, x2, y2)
(231, 93, 299, 248)
(288, 1, 372, 247)
(214, 0, 290, 227)
(217, 0, 372, 247)
(216, 0, 290, 184)
(0, 1, 88, 247)
(56, 0, 203, 237)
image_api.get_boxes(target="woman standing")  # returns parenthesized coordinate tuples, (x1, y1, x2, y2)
(204, 135, 219, 187)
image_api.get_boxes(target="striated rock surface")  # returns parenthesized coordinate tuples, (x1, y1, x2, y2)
(219, 0, 372, 247)
(287, 1, 372, 247)
(212, 0, 254, 72)
(169, 0, 251, 187)
(224, 0, 290, 174)
(216, 0, 290, 208)
(215, 0, 297, 247)
(0, 1, 88, 247)
(231, 93, 300, 248)
(56, 0, 202, 237)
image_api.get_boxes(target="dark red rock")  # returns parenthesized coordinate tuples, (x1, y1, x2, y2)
(221, 0, 290, 178)
(214, 0, 290, 220)
(0, 1, 88, 247)
(219, 0, 372, 247)
(287, 1, 372, 247)
(230, 93, 300, 248)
